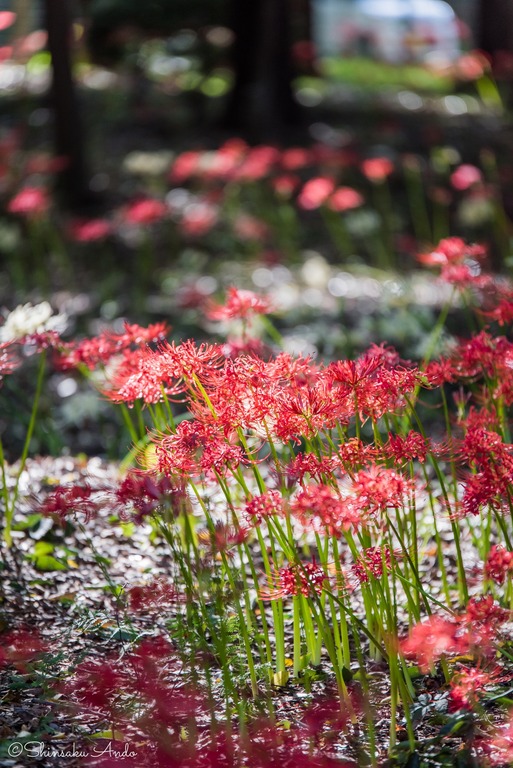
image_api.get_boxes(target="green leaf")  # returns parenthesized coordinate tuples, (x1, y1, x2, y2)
(34, 555, 68, 572)
(12, 514, 42, 531)
(33, 541, 54, 556)
(120, 522, 135, 538)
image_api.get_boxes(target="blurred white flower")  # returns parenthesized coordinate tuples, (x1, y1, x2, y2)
(0, 301, 67, 342)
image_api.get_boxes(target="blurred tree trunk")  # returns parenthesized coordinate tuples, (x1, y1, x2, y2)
(478, 0, 513, 57)
(44, 0, 90, 210)
(223, 0, 300, 138)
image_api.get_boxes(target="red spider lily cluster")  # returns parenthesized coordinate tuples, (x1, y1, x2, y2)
(55, 636, 361, 768)
(5, 125, 513, 305)
(6, 230, 513, 762)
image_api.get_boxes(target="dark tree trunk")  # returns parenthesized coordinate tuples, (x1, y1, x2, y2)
(478, 0, 513, 57)
(223, 0, 300, 139)
(44, 0, 91, 210)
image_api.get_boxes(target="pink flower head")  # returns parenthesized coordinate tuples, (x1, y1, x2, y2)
(401, 615, 465, 672)
(328, 186, 364, 212)
(362, 157, 394, 182)
(69, 217, 111, 242)
(260, 558, 327, 600)
(0, 342, 19, 380)
(417, 237, 486, 267)
(8, 186, 49, 218)
(245, 490, 283, 524)
(450, 164, 483, 191)
(280, 147, 312, 170)
(297, 176, 335, 210)
(449, 664, 501, 711)
(454, 52, 487, 81)
(290, 483, 362, 536)
(128, 578, 183, 611)
(352, 546, 392, 584)
(169, 150, 201, 182)
(0, 12, 16, 31)
(40, 484, 99, 522)
(124, 197, 167, 225)
(205, 286, 273, 321)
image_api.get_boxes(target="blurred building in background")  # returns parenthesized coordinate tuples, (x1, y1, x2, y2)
(312, 0, 469, 63)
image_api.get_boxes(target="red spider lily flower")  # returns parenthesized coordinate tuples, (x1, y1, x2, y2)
(361, 157, 394, 182)
(64, 636, 203, 725)
(337, 437, 377, 469)
(40, 484, 99, 522)
(259, 558, 327, 600)
(197, 521, 251, 556)
(8, 186, 49, 218)
(155, 339, 225, 381)
(352, 546, 392, 584)
(23, 330, 64, 352)
(439, 263, 492, 289)
(280, 147, 312, 170)
(124, 197, 167, 225)
(417, 237, 486, 267)
(458, 469, 502, 519)
(351, 465, 414, 515)
(297, 176, 336, 210)
(169, 149, 202, 182)
(154, 420, 245, 478)
(0, 629, 48, 672)
(290, 483, 362, 536)
(69, 217, 112, 242)
(480, 297, 513, 326)
(275, 380, 339, 442)
(127, 578, 185, 611)
(461, 595, 510, 631)
(400, 615, 467, 672)
(450, 164, 483, 191)
(328, 347, 422, 424)
(272, 173, 300, 198)
(327, 186, 364, 212)
(65, 658, 128, 714)
(115, 471, 187, 523)
(0, 342, 20, 380)
(55, 321, 169, 371)
(448, 330, 513, 383)
(382, 430, 430, 464)
(423, 357, 458, 386)
(245, 490, 284, 524)
(233, 145, 279, 181)
(328, 352, 384, 393)
(194, 148, 240, 182)
(454, 52, 487, 81)
(460, 426, 513, 478)
(25, 153, 68, 175)
(283, 452, 340, 485)
(449, 663, 503, 711)
(299, 693, 357, 741)
(0, 11, 16, 31)
(221, 336, 271, 359)
(485, 545, 513, 585)
(205, 286, 273, 321)
(104, 346, 186, 406)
